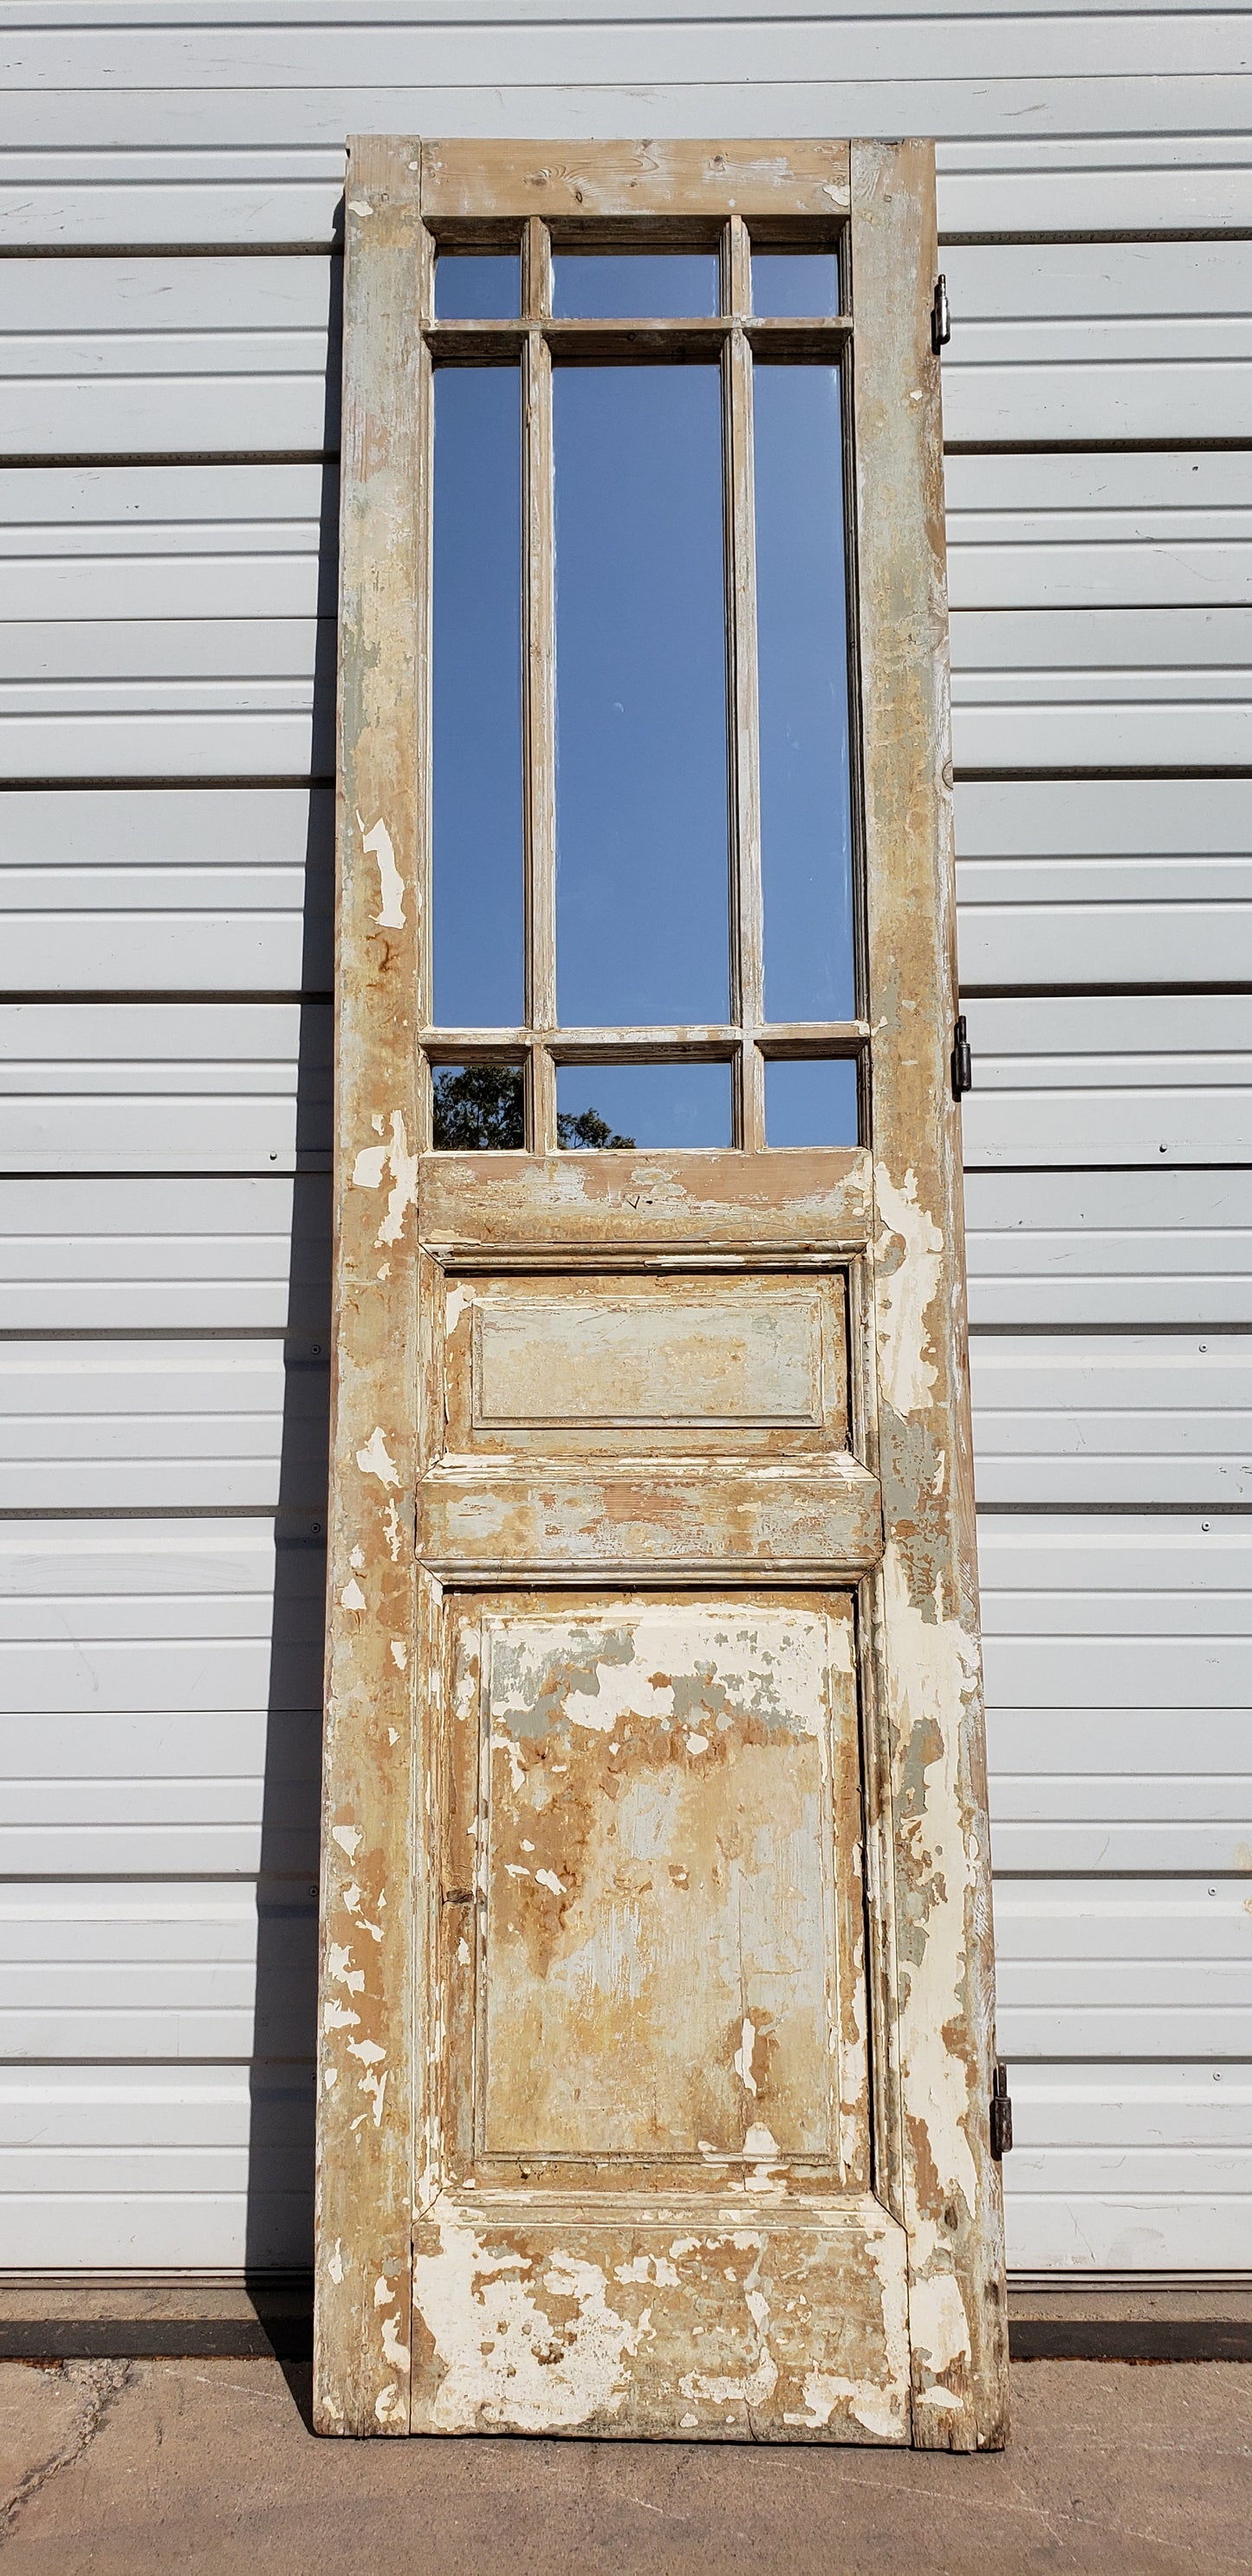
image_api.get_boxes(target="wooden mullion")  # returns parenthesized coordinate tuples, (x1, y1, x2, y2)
(522, 215, 551, 320)
(523, 324, 557, 1044)
(529, 1041, 557, 1152)
(725, 227, 764, 1149)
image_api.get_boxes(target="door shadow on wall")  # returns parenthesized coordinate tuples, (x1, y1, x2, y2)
(244, 234, 343, 2393)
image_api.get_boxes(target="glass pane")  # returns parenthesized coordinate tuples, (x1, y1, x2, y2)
(431, 1063, 524, 1150)
(754, 364, 854, 1022)
(751, 250, 840, 318)
(555, 367, 730, 1025)
(556, 1062, 730, 1148)
(434, 253, 519, 319)
(552, 254, 720, 318)
(432, 367, 523, 1027)
(765, 1058, 858, 1147)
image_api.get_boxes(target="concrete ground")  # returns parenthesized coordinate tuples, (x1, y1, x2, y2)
(0, 2358, 1249, 2573)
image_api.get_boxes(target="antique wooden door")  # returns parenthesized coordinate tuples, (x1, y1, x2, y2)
(315, 137, 1009, 2448)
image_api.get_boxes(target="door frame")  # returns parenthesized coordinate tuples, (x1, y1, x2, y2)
(315, 135, 1008, 2448)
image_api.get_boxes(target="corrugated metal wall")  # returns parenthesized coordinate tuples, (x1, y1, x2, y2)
(1, 3, 1249, 2277)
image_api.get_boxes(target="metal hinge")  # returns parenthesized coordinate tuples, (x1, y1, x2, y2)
(950, 1014, 973, 1100)
(931, 273, 950, 354)
(990, 2062, 1014, 2160)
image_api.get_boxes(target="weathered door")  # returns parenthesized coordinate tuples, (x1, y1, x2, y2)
(316, 137, 1008, 2448)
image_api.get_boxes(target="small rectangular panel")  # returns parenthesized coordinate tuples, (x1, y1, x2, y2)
(443, 1592, 868, 2179)
(478, 1288, 819, 1429)
(443, 1269, 848, 1459)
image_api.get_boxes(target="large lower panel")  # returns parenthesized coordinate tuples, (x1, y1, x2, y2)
(411, 1587, 904, 2437)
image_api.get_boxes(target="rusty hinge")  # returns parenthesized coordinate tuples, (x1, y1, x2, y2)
(990, 2062, 1014, 2160)
(931, 273, 950, 354)
(950, 1014, 973, 1100)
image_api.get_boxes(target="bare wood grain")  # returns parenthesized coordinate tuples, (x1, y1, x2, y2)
(422, 140, 852, 223)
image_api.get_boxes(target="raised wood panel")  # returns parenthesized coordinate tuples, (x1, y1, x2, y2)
(445, 1270, 847, 1454)
(448, 1593, 866, 2173)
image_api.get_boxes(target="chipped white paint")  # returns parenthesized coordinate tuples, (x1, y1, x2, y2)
(328, 1941, 365, 1996)
(873, 1164, 944, 1418)
(330, 1823, 361, 1861)
(328, 2241, 345, 2287)
(414, 2216, 645, 2431)
(356, 1426, 400, 1489)
(342, 1885, 385, 1943)
(350, 1109, 419, 1250)
(374, 1111, 419, 1249)
(614, 2254, 681, 2287)
(340, 1577, 367, 1613)
(535, 1866, 564, 1897)
(359, 811, 406, 930)
(733, 2018, 759, 2096)
(390, 1638, 408, 1671)
(883, 1542, 982, 2380)
(786, 2370, 905, 2441)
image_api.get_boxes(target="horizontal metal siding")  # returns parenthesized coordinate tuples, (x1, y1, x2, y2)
(0, 21, 1247, 2280)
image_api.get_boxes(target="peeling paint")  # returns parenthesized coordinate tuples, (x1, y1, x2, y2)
(874, 1164, 944, 1418)
(356, 1426, 400, 1489)
(414, 2217, 645, 2431)
(359, 810, 406, 929)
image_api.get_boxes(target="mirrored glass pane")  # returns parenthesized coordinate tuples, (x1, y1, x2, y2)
(754, 364, 854, 1022)
(552, 254, 720, 318)
(555, 367, 730, 1026)
(751, 250, 840, 318)
(765, 1057, 858, 1147)
(434, 253, 519, 318)
(432, 367, 523, 1026)
(431, 1062, 524, 1150)
(556, 1061, 731, 1148)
